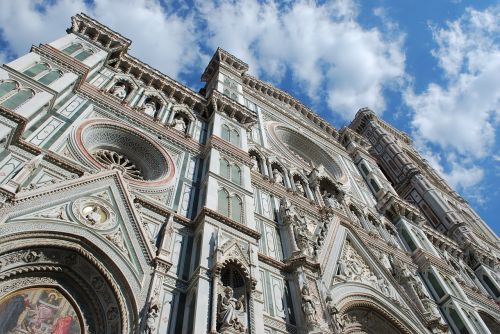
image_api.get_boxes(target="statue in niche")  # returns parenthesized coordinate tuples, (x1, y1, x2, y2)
(172, 115, 187, 133)
(111, 82, 128, 100)
(322, 190, 339, 209)
(325, 294, 345, 333)
(295, 180, 305, 195)
(300, 286, 317, 324)
(273, 169, 283, 185)
(143, 300, 159, 334)
(142, 100, 158, 116)
(250, 156, 259, 172)
(217, 286, 245, 333)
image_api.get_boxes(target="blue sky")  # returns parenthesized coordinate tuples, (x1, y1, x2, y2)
(1, 0, 499, 235)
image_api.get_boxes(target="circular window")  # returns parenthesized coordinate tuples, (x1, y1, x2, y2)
(74, 119, 175, 186)
(267, 122, 346, 182)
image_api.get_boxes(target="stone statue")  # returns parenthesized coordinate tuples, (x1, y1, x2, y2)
(325, 295, 344, 333)
(250, 155, 259, 172)
(378, 253, 392, 272)
(142, 100, 157, 116)
(172, 116, 187, 133)
(111, 82, 128, 100)
(273, 169, 283, 184)
(294, 221, 312, 256)
(301, 286, 317, 324)
(217, 286, 245, 332)
(412, 278, 429, 299)
(323, 190, 339, 208)
(143, 303, 159, 334)
(295, 181, 305, 194)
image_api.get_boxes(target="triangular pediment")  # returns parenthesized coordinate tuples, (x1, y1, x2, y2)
(332, 237, 409, 309)
(1, 170, 155, 280)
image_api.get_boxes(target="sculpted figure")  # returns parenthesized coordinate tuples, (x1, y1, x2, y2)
(85, 205, 102, 225)
(142, 100, 157, 116)
(322, 190, 339, 208)
(250, 155, 259, 172)
(143, 303, 159, 334)
(300, 286, 317, 324)
(111, 82, 128, 100)
(293, 219, 313, 255)
(173, 116, 187, 133)
(273, 169, 283, 184)
(218, 287, 245, 332)
(295, 181, 305, 194)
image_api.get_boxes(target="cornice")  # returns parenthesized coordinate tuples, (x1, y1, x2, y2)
(250, 172, 325, 218)
(242, 75, 338, 138)
(70, 13, 131, 51)
(32, 44, 89, 82)
(206, 135, 252, 166)
(194, 207, 261, 240)
(411, 248, 456, 276)
(376, 191, 424, 224)
(350, 107, 412, 145)
(114, 54, 206, 113)
(258, 253, 286, 271)
(133, 196, 191, 227)
(207, 90, 257, 127)
(421, 225, 462, 256)
(283, 254, 322, 274)
(0, 107, 86, 176)
(77, 83, 203, 153)
(202, 47, 249, 82)
(459, 283, 499, 314)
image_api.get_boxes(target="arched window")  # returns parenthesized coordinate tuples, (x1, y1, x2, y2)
(360, 163, 370, 175)
(0, 81, 17, 99)
(230, 129, 240, 146)
(231, 165, 241, 185)
(370, 179, 381, 192)
(0, 89, 34, 109)
(38, 70, 62, 85)
(217, 189, 229, 216)
(23, 63, 50, 78)
(62, 43, 83, 55)
(231, 195, 243, 223)
(75, 49, 94, 61)
(401, 228, 417, 252)
(221, 124, 231, 141)
(220, 158, 230, 179)
(427, 272, 446, 299)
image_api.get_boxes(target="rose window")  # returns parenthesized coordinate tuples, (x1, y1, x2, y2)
(92, 149, 143, 180)
(73, 119, 176, 186)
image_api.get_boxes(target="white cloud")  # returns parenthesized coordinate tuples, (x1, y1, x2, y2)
(405, 5, 500, 193)
(197, 0, 406, 120)
(0, 0, 202, 79)
(405, 5, 500, 159)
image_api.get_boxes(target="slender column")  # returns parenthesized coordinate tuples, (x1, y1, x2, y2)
(283, 168, 292, 189)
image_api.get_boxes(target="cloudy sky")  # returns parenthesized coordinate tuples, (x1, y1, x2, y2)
(1, 0, 499, 234)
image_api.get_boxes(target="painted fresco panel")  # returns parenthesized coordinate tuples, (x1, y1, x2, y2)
(0, 288, 81, 334)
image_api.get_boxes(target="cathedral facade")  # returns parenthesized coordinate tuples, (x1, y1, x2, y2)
(0, 13, 498, 334)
